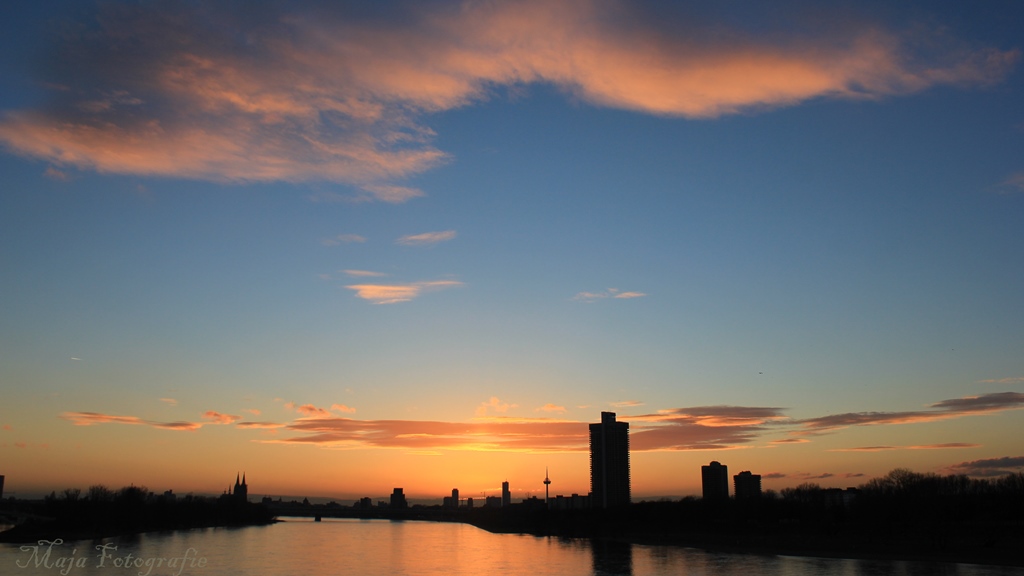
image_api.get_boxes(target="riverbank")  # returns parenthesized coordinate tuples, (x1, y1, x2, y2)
(463, 504, 1024, 568)
(0, 497, 277, 544)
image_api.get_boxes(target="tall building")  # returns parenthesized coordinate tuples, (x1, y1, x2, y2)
(734, 471, 762, 500)
(0, 474, 4, 500)
(701, 461, 728, 500)
(589, 412, 631, 508)
(390, 488, 408, 509)
(501, 481, 511, 507)
(543, 468, 551, 507)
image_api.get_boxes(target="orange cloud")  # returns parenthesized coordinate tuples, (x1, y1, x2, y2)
(830, 443, 981, 452)
(202, 411, 242, 425)
(60, 411, 203, 431)
(0, 2, 1013, 190)
(536, 404, 567, 414)
(331, 404, 357, 414)
(268, 405, 787, 453)
(295, 404, 332, 418)
(61, 412, 149, 426)
(345, 280, 462, 304)
(235, 421, 286, 429)
(476, 397, 518, 417)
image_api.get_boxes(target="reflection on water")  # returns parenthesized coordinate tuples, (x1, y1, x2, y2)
(591, 538, 633, 575)
(2, 518, 1021, 576)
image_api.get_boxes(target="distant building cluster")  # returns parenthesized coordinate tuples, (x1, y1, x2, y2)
(342, 412, 634, 511)
(701, 461, 763, 500)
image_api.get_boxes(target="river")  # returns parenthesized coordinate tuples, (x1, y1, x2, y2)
(2, 518, 1021, 576)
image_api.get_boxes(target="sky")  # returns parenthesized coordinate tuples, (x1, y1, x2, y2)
(1, 0, 1023, 503)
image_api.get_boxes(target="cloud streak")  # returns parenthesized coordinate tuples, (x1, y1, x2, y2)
(793, 392, 1024, 434)
(395, 230, 457, 246)
(0, 1, 1015, 191)
(573, 288, 647, 302)
(944, 456, 1024, 477)
(830, 443, 981, 452)
(345, 279, 463, 304)
(59, 392, 1024, 454)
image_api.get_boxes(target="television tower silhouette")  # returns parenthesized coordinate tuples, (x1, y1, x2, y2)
(543, 467, 551, 507)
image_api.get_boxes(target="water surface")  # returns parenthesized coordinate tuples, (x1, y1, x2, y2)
(3, 518, 1021, 576)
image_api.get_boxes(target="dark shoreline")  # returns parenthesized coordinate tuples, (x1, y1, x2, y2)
(4, 509, 1022, 568)
(0, 517, 278, 545)
(462, 507, 1024, 568)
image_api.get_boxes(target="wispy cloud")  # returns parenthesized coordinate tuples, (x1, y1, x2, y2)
(235, 421, 287, 429)
(793, 392, 1024, 435)
(976, 376, 1024, 385)
(999, 173, 1024, 194)
(61, 411, 203, 431)
(395, 230, 457, 246)
(295, 404, 333, 418)
(342, 269, 387, 277)
(627, 405, 788, 451)
(1, 2, 1013, 191)
(321, 234, 367, 246)
(572, 288, 647, 302)
(345, 279, 463, 304)
(610, 400, 645, 408)
(476, 397, 519, 417)
(202, 411, 242, 425)
(830, 443, 981, 452)
(271, 417, 589, 452)
(159, 398, 178, 406)
(784, 472, 865, 481)
(944, 456, 1024, 477)
(360, 184, 425, 203)
(284, 402, 357, 417)
(44, 167, 71, 181)
(57, 391, 1024, 455)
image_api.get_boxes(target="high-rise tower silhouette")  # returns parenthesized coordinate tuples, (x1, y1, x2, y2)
(702, 461, 728, 500)
(543, 467, 551, 507)
(589, 412, 630, 508)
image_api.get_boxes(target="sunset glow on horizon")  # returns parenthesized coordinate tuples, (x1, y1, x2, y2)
(1, 1, 1023, 504)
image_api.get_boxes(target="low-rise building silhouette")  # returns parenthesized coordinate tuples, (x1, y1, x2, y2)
(550, 493, 591, 510)
(702, 461, 729, 500)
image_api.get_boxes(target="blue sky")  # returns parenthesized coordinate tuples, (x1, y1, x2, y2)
(1, 0, 1023, 499)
